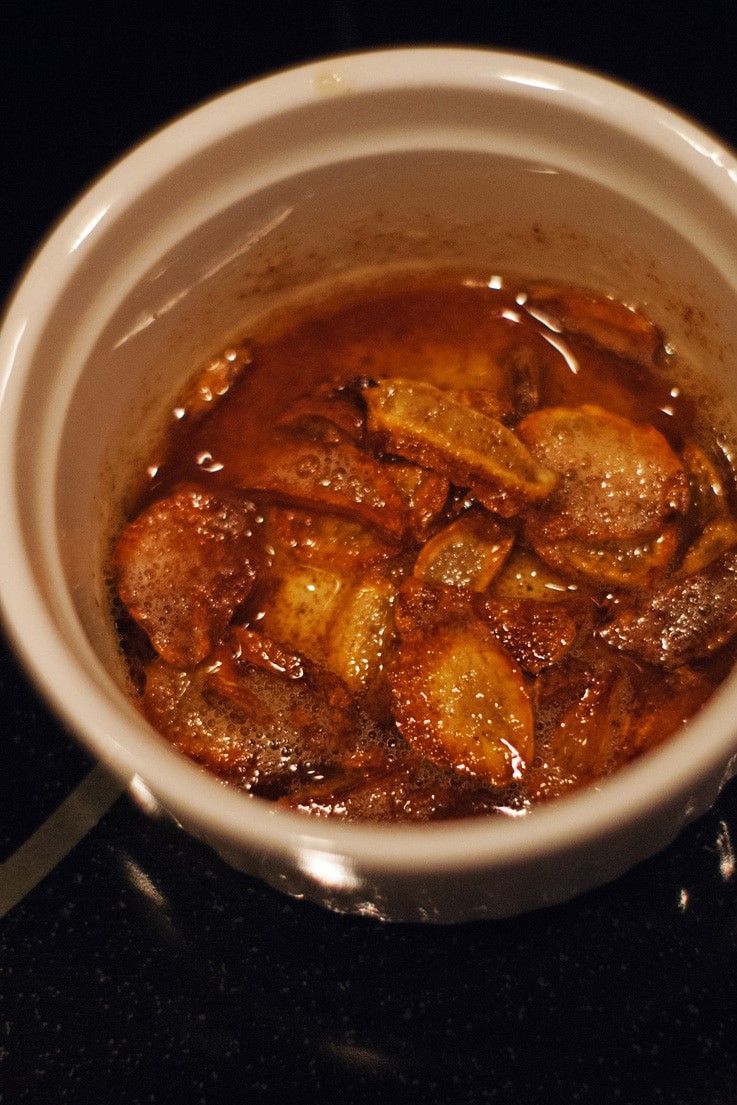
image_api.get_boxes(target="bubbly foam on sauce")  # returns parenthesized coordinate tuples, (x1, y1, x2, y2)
(108, 269, 737, 820)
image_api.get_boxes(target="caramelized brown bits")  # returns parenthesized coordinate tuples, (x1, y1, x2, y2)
(503, 345, 542, 423)
(112, 485, 259, 668)
(393, 578, 474, 639)
(277, 750, 504, 822)
(528, 658, 630, 800)
(111, 273, 737, 821)
(143, 634, 369, 789)
(226, 625, 305, 680)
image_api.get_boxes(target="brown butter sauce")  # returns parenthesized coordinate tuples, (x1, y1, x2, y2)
(142, 274, 696, 506)
(119, 271, 732, 820)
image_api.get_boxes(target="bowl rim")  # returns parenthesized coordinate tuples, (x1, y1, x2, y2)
(3, 44, 737, 875)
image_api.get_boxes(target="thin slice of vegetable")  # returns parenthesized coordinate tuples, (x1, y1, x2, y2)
(324, 570, 398, 717)
(389, 620, 534, 787)
(678, 440, 737, 574)
(489, 546, 579, 602)
(529, 660, 629, 800)
(598, 547, 737, 668)
(531, 525, 679, 589)
(473, 595, 589, 673)
(451, 387, 509, 422)
(256, 553, 346, 664)
(348, 336, 511, 397)
(276, 380, 366, 443)
(143, 632, 368, 788)
(276, 762, 401, 819)
(681, 440, 733, 520)
(383, 460, 449, 541)
(241, 436, 407, 540)
(518, 404, 690, 542)
(611, 666, 714, 766)
(226, 625, 306, 680)
(142, 658, 284, 786)
(678, 516, 737, 576)
(524, 285, 663, 366)
(393, 578, 474, 639)
(413, 509, 515, 591)
(112, 484, 260, 668)
(363, 378, 558, 517)
(529, 649, 714, 801)
(266, 505, 398, 570)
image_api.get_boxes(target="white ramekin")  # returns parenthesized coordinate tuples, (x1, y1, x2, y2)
(3, 47, 737, 922)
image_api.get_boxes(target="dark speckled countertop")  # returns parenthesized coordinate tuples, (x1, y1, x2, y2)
(3, 4, 737, 1102)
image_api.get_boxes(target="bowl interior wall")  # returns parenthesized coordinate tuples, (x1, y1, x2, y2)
(12, 84, 737, 697)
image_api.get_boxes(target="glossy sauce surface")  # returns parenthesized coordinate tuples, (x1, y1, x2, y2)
(110, 272, 737, 820)
(142, 277, 697, 500)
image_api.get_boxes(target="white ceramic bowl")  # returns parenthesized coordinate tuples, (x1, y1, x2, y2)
(3, 47, 737, 923)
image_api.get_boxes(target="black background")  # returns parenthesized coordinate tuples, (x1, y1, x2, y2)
(3, 3, 737, 1103)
